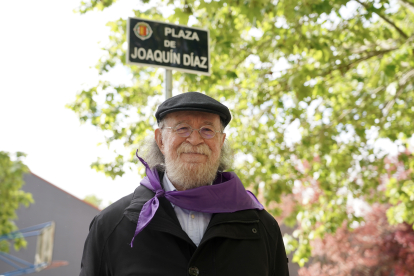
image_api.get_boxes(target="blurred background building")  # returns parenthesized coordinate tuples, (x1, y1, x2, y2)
(0, 173, 100, 276)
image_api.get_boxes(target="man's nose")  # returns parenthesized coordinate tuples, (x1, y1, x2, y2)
(186, 129, 204, 145)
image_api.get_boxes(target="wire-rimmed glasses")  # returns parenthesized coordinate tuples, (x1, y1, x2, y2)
(162, 123, 223, 139)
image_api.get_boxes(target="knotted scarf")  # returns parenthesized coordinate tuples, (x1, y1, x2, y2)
(131, 153, 264, 247)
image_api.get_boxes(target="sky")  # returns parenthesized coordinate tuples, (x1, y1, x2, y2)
(0, 0, 148, 207)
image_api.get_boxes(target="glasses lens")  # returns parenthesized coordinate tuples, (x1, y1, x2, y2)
(200, 126, 215, 139)
(175, 124, 192, 137)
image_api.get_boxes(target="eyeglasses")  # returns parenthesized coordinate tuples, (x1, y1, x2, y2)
(162, 123, 223, 139)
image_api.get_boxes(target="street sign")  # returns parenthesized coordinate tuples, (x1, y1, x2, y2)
(127, 17, 210, 76)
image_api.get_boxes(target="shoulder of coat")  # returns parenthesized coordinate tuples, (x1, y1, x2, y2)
(258, 209, 281, 243)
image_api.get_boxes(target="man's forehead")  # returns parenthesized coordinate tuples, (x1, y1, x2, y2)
(165, 111, 221, 124)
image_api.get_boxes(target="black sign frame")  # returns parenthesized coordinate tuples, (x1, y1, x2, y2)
(127, 17, 210, 76)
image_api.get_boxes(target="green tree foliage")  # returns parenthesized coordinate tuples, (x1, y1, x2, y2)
(69, 0, 414, 265)
(84, 194, 103, 209)
(0, 152, 33, 252)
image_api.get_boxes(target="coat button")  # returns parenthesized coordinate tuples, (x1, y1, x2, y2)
(189, 266, 199, 276)
(252, 228, 257, 233)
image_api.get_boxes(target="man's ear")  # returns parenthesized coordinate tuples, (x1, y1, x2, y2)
(220, 133, 226, 148)
(155, 128, 165, 154)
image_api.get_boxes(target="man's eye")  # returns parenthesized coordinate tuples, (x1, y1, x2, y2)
(201, 127, 214, 134)
(176, 126, 191, 133)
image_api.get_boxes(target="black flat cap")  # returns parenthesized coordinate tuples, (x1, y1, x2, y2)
(155, 92, 231, 127)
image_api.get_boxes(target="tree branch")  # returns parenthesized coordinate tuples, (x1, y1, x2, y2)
(320, 48, 397, 77)
(354, 0, 409, 39)
(399, 0, 414, 10)
(382, 68, 414, 117)
(345, 42, 398, 54)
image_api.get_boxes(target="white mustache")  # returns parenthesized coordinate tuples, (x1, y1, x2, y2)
(177, 143, 211, 156)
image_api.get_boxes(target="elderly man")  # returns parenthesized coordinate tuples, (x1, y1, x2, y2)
(80, 92, 289, 276)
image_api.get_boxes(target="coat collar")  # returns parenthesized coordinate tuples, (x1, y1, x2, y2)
(124, 171, 260, 246)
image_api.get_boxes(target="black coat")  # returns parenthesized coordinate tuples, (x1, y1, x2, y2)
(80, 177, 290, 276)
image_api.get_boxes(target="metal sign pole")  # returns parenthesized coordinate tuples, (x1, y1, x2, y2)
(164, 69, 172, 100)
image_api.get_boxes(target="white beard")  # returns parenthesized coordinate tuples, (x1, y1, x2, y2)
(165, 142, 220, 190)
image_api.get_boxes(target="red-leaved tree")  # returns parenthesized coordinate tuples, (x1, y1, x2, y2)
(298, 204, 414, 276)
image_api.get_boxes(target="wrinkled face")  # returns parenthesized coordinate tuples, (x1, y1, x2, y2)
(155, 111, 226, 190)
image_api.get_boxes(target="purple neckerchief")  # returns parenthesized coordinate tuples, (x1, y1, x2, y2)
(130, 154, 264, 247)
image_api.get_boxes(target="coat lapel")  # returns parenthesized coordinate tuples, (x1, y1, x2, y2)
(123, 175, 195, 246)
(145, 197, 195, 245)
